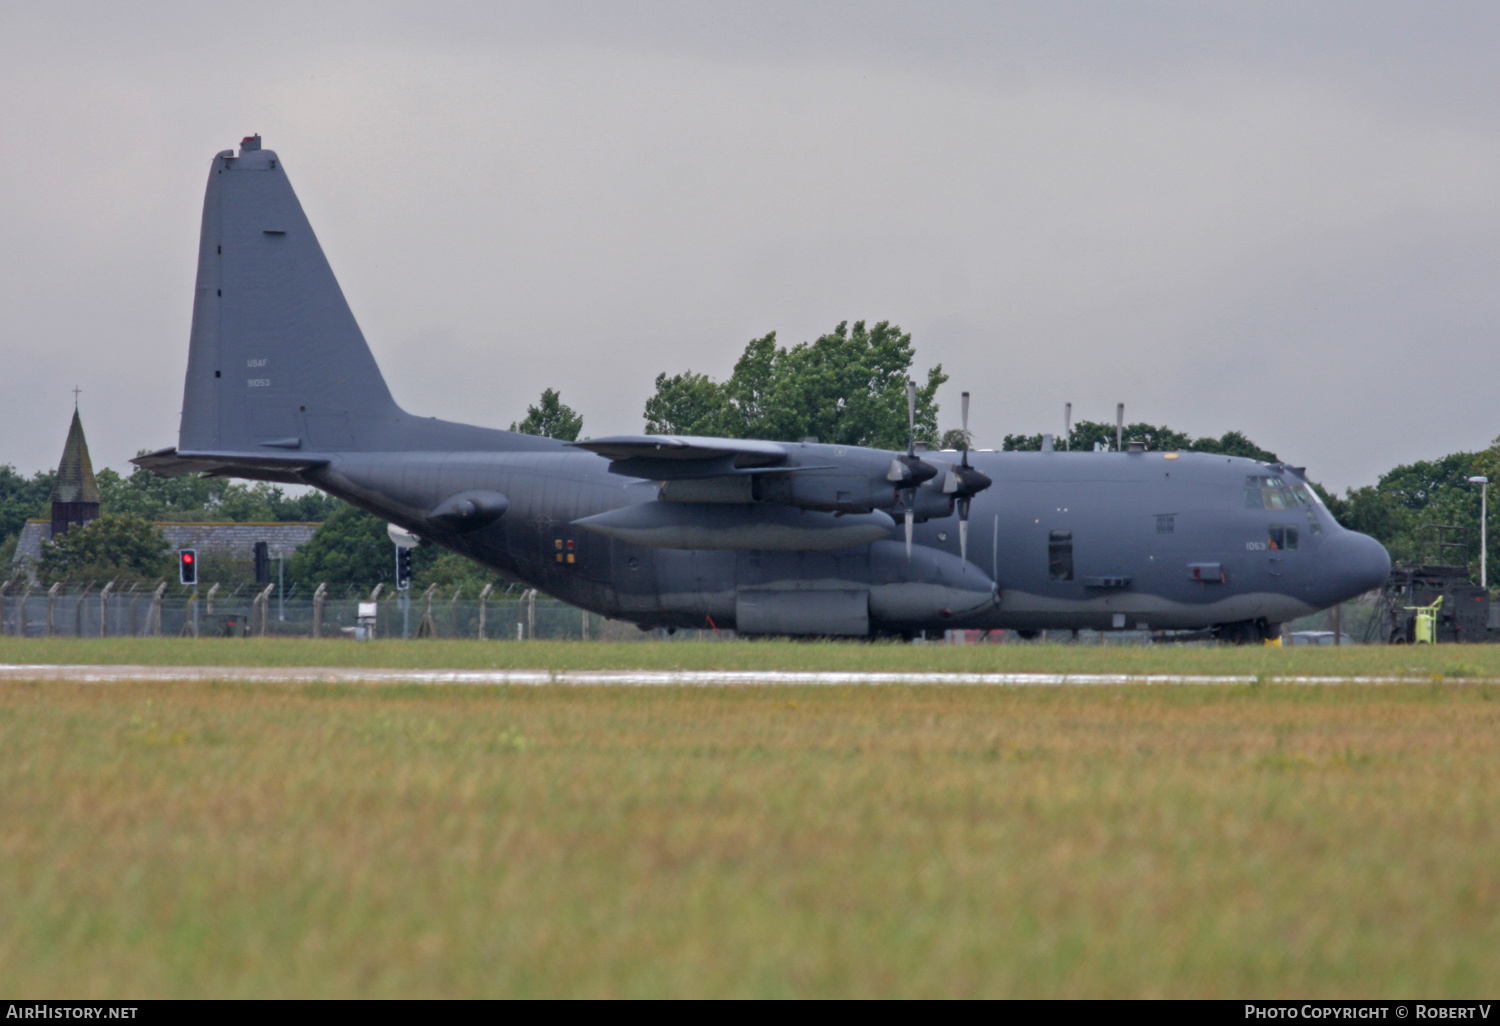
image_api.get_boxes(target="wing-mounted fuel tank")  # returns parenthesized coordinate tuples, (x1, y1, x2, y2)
(429, 490, 509, 532)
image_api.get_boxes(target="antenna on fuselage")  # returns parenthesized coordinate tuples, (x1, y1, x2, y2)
(1116, 403, 1124, 453)
(1064, 402, 1072, 451)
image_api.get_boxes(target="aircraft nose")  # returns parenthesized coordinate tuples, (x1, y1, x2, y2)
(1322, 530, 1391, 603)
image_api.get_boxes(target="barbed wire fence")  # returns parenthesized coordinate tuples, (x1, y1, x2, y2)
(0, 579, 718, 641)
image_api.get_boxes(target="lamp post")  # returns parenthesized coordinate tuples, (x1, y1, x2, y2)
(1468, 476, 1489, 589)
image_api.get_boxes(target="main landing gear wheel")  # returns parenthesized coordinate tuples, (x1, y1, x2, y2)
(1216, 619, 1274, 646)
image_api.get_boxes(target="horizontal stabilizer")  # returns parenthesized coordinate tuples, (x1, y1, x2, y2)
(131, 447, 327, 485)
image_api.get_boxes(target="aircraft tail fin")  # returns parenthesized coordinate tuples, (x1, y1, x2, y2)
(177, 135, 404, 455)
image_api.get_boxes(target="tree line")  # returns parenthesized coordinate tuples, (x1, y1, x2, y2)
(6, 319, 1499, 590)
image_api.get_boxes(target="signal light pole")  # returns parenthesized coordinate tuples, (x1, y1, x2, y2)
(395, 543, 413, 639)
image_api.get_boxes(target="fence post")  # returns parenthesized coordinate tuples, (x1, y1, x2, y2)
(312, 582, 327, 639)
(181, 590, 199, 637)
(257, 583, 275, 636)
(18, 583, 32, 637)
(47, 582, 60, 636)
(99, 580, 116, 638)
(150, 581, 166, 636)
(368, 583, 384, 639)
(0, 579, 9, 636)
(416, 585, 438, 638)
(477, 583, 493, 640)
(207, 582, 220, 616)
(528, 589, 536, 640)
(75, 582, 94, 637)
(450, 587, 461, 638)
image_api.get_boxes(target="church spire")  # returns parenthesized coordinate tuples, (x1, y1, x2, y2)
(49, 406, 101, 537)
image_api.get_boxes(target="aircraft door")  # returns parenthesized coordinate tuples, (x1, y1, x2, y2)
(609, 538, 660, 615)
(1265, 524, 1299, 581)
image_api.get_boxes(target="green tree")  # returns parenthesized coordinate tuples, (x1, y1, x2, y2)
(1324, 450, 1487, 577)
(411, 550, 516, 594)
(510, 388, 583, 441)
(0, 465, 55, 543)
(1190, 430, 1279, 463)
(34, 513, 172, 585)
(643, 322, 947, 448)
(288, 505, 439, 591)
(1003, 421, 1276, 461)
(643, 371, 728, 437)
(102, 463, 341, 522)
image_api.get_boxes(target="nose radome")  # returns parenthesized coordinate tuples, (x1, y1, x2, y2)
(1329, 530, 1391, 601)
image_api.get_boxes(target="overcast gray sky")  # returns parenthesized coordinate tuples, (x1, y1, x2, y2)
(3, 1, 1497, 492)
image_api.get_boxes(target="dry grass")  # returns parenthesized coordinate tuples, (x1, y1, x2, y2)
(2, 677, 1499, 997)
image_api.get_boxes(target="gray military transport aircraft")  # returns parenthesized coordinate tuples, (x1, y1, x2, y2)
(136, 136, 1391, 642)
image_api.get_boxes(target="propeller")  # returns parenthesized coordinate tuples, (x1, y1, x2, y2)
(885, 378, 936, 558)
(941, 390, 993, 569)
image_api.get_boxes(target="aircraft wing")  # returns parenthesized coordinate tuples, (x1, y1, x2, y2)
(570, 435, 793, 480)
(131, 447, 329, 486)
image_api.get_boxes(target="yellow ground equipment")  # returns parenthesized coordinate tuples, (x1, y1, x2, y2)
(1403, 595, 1444, 644)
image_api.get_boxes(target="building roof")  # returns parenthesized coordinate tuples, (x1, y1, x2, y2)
(11, 519, 320, 571)
(48, 408, 101, 505)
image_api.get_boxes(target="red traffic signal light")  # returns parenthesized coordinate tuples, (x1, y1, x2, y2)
(179, 548, 198, 586)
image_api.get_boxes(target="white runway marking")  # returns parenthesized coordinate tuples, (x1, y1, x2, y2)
(0, 664, 1482, 686)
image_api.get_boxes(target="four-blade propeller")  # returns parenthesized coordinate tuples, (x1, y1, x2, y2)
(886, 378, 938, 558)
(941, 391, 993, 569)
(885, 383, 995, 564)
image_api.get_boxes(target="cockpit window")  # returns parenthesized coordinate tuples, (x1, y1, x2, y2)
(1244, 474, 1305, 511)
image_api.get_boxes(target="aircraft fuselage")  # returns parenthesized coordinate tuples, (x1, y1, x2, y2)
(313, 441, 1389, 636)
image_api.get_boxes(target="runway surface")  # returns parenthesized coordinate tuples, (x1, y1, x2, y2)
(0, 664, 1478, 686)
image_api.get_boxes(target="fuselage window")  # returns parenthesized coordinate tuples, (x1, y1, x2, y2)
(1156, 514, 1175, 534)
(1268, 526, 1299, 551)
(1048, 530, 1074, 581)
(1245, 489, 1265, 509)
(1305, 508, 1323, 536)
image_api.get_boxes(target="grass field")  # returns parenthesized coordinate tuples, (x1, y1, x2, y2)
(3, 640, 1499, 998)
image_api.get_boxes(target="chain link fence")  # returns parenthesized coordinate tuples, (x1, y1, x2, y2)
(0, 580, 719, 641)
